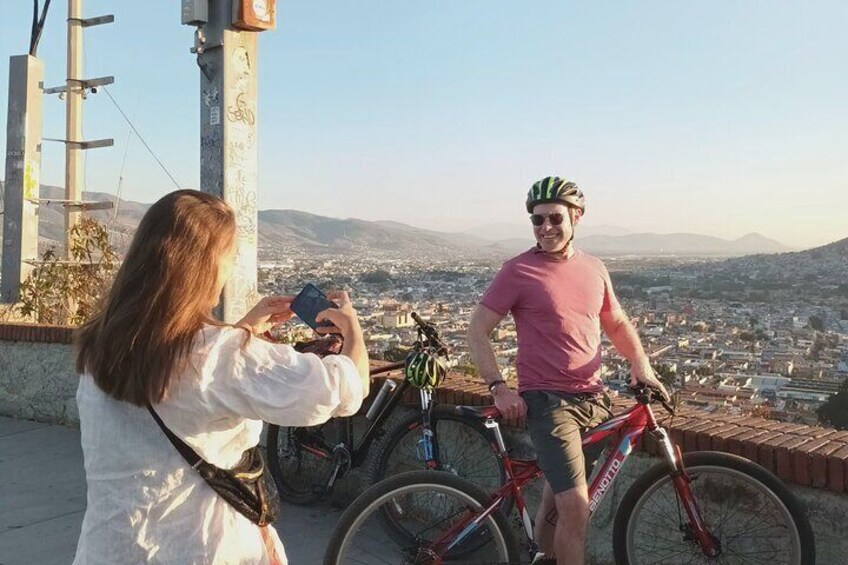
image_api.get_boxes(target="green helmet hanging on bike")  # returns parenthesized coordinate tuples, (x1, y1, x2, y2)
(526, 176, 585, 213)
(404, 349, 448, 390)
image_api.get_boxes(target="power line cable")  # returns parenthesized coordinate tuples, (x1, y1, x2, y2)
(102, 87, 182, 189)
(30, 0, 53, 56)
(113, 94, 140, 221)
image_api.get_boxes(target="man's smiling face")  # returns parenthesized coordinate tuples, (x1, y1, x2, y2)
(531, 202, 581, 254)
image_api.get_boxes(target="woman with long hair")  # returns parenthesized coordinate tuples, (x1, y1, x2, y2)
(72, 190, 369, 564)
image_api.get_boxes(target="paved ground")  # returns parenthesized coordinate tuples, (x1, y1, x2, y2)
(0, 416, 343, 565)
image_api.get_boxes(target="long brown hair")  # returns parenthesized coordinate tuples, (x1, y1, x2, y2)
(75, 190, 237, 406)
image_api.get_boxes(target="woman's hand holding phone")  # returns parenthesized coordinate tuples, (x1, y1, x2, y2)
(237, 296, 295, 336)
(314, 291, 360, 337)
(315, 291, 369, 396)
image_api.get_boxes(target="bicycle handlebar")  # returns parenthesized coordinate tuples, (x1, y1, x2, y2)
(411, 311, 449, 354)
(629, 383, 676, 415)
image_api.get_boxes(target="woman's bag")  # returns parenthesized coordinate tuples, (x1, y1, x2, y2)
(148, 406, 281, 526)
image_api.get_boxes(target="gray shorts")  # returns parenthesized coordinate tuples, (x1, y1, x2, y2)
(522, 390, 614, 494)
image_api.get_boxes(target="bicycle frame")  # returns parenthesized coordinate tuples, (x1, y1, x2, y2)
(292, 361, 436, 484)
(435, 397, 720, 559)
(348, 363, 434, 468)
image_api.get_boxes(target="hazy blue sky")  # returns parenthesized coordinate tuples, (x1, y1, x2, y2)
(1, 2, 846, 248)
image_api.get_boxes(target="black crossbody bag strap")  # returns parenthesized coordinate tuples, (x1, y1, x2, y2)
(147, 406, 205, 469)
(146, 405, 281, 527)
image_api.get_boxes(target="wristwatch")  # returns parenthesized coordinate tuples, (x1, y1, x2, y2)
(488, 379, 507, 394)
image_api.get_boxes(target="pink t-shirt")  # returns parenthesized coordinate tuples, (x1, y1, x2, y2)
(480, 248, 621, 394)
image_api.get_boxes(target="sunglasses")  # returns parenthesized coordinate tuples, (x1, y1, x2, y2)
(530, 213, 565, 227)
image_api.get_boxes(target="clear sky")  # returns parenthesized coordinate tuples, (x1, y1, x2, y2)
(1, 1, 846, 249)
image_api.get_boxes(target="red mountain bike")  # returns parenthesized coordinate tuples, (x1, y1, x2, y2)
(324, 385, 815, 564)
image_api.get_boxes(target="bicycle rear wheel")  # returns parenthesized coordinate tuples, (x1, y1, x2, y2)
(266, 424, 336, 505)
(613, 451, 815, 565)
(324, 471, 520, 565)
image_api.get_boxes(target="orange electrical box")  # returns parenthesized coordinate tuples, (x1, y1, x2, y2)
(233, 0, 276, 31)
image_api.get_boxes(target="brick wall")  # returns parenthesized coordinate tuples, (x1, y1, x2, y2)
(373, 368, 848, 494)
(0, 323, 73, 344)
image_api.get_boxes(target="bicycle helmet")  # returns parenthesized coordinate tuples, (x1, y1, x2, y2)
(525, 176, 585, 213)
(404, 349, 448, 390)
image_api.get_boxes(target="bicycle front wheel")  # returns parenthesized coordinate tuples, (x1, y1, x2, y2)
(613, 451, 815, 565)
(324, 470, 520, 565)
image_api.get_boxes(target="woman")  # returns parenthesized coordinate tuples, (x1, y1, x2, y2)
(72, 190, 369, 564)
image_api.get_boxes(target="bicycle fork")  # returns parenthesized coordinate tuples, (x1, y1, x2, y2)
(483, 418, 543, 561)
(415, 389, 440, 470)
(655, 428, 722, 558)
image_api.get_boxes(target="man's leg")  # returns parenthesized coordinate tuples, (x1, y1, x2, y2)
(523, 391, 607, 564)
(552, 484, 590, 565)
(534, 480, 557, 557)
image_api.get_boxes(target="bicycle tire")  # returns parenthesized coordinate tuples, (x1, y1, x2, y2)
(370, 407, 508, 495)
(612, 451, 815, 565)
(266, 423, 336, 505)
(324, 470, 521, 565)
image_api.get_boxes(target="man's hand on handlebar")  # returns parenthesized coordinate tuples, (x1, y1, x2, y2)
(628, 382, 678, 419)
(629, 357, 670, 401)
(492, 384, 526, 422)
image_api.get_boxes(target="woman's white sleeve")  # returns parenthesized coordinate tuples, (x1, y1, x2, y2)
(202, 329, 366, 427)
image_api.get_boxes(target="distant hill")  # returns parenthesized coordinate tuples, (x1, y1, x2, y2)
(256, 209, 491, 255)
(0, 183, 795, 259)
(492, 231, 791, 257)
(466, 222, 631, 241)
(720, 236, 848, 271)
(0, 184, 495, 258)
(679, 235, 848, 291)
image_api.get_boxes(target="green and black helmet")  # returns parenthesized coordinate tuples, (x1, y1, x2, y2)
(404, 349, 448, 390)
(526, 176, 585, 213)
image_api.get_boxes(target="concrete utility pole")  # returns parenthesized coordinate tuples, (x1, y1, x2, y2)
(1, 1, 113, 305)
(1, 56, 43, 303)
(59, 0, 114, 258)
(183, 0, 276, 322)
(64, 0, 84, 257)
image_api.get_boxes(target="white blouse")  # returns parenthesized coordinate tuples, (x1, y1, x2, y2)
(73, 325, 365, 564)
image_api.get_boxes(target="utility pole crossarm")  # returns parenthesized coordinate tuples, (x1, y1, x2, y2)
(27, 198, 113, 211)
(71, 14, 114, 27)
(43, 75, 113, 95)
(44, 137, 114, 149)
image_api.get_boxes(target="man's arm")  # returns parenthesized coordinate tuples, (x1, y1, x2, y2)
(467, 304, 527, 419)
(467, 304, 506, 386)
(600, 308, 668, 397)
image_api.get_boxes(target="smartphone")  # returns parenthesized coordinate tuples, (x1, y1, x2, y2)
(290, 284, 338, 331)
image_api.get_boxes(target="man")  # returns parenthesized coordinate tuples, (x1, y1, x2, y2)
(467, 176, 667, 565)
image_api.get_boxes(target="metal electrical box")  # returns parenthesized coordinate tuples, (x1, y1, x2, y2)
(233, 0, 276, 31)
(181, 0, 209, 25)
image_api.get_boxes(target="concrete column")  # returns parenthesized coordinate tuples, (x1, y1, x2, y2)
(199, 0, 259, 322)
(65, 0, 85, 258)
(1, 55, 43, 303)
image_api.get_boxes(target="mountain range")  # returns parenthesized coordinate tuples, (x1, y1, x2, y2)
(0, 183, 800, 258)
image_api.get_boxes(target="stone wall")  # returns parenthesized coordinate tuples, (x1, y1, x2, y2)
(0, 325, 77, 424)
